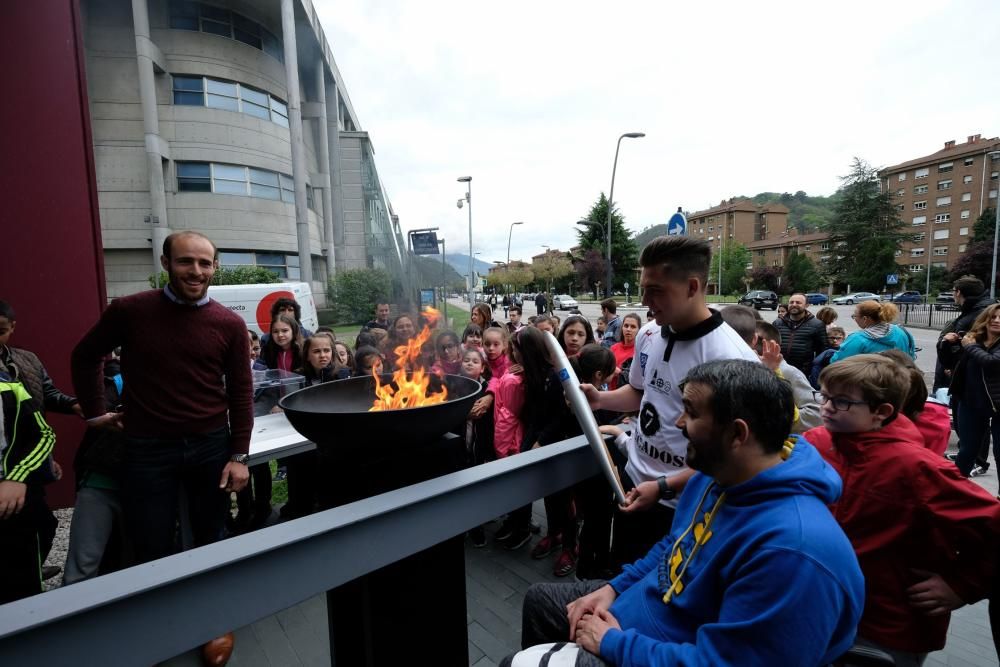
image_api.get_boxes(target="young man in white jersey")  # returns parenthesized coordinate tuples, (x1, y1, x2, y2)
(583, 235, 759, 567)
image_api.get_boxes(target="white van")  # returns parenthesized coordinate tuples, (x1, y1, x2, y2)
(207, 282, 319, 335)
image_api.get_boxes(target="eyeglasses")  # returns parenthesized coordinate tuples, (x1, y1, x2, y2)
(813, 391, 869, 412)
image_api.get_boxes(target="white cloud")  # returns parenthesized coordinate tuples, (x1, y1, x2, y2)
(313, 0, 1000, 263)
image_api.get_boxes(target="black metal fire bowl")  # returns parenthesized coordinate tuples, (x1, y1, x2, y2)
(279, 373, 483, 452)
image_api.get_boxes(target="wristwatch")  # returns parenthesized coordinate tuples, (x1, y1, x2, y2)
(229, 454, 250, 465)
(657, 476, 676, 501)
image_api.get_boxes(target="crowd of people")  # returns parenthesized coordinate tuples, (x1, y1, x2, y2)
(2, 230, 1000, 666)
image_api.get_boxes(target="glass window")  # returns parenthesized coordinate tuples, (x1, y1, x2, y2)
(912, 216, 926, 225)
(915, 167, 929, 178)
(261, 29, 283, 62)
(960, 227, 969, 236)
(219, 251, 255, 266)
(938, 162, 953, 173)
(256, 253, 285, 266)
(913, 233, 925, 242)
(914, 184, 928, 194)
(270, 98, 289, 122)
(214, 178, 248, 195)
(965, 157, 975, 166)
(173, 76, 204, 92)
(206, 94, 239, 111)
(933, 229, 949, 240)
(206, 79, 238, 96)
(936, 196, 951, 206)
(168, 0, 199, 29)
(248, 168, 278, 186)
(213, 164, 246, 181)
(898, 173, 906, 181)
(914, 201, 927, 210)
(241, 86, 267, 106)
(250, 184, 280, 199)
(177, 162, 212, 191)
(286, 254, 300, 267)
(962, 192, 972, 201)
(200, 5, 230, 21)
(937, 179, 952, 190)
(234, 29, 262, 49)
(174, 91, 204, 106)
(934, 214, 950, 223)
(279, 173, 295, 201)
(242, 101, 270, 119)
(201, 18, 232, 37)
(964, 175, 973, 184)
(172, 76, 204, 105)
(961, 210, 970, 219)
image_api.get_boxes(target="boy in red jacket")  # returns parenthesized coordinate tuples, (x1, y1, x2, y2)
(806, 353, 1000, 665)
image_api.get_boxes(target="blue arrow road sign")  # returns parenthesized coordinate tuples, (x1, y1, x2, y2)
(667, 210, 687, 236)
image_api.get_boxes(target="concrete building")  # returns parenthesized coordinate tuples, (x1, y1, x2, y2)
(81, 0, 407, 302)
(687, 199, 791, 248)
(880, 133, 1000, 275)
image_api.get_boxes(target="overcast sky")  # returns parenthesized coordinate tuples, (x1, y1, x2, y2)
(314, 0, 1000, 266)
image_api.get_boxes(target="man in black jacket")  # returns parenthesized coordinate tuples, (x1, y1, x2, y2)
(772, 293, 828, 375)
(937, 275, 994, 474)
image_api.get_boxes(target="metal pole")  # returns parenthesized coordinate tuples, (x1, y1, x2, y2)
(605, 132, 644, 298)
(990, 153, 1000, 300)
(925, 222, 932, 301)
(606, 138, 623, 299)
(507, 221, 523, 297)
(459, 177, 473, 306)
(439, 238, 447, 324)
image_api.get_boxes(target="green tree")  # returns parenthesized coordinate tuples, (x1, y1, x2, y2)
(971, 207, 996, 244)
(749, 266, 782, 292)
(575, 193, 638, 295)
(532, 252, 574, 293)
(820, 158, 906, 291)
(709, 242, 751, 295)
(781, 252, 820, 294)
(327, 267, 392, 324)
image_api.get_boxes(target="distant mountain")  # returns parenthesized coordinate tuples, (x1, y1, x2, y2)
(413, 254, 465, 288)
(634, 224, 668, 251)
(444, 253, 493, 277)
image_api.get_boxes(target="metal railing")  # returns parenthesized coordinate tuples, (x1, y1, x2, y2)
(895, 302, 959, 329)
(0, 436, 598, 666)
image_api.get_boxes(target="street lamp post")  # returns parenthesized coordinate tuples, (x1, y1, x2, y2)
(457, 176, 473, 306)
(989, 152, 1000, 300)
(605, 132, 645, 298)
(507, 221, 523, 295)
(438, 237, 447, 323)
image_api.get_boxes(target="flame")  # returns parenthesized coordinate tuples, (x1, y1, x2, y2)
(369, 307, 449, 411)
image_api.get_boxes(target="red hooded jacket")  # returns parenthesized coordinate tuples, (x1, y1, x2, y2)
(805, 415, 1000, 653)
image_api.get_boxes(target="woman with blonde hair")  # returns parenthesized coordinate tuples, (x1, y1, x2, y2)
(815, 306, 838, 329)
(831, 300, 915, 361)
(950, 303, 1000, 476)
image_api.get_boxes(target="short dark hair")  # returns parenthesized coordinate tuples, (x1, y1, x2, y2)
(355, 331, 378, 349)
(271, 297, 302, 322)
(600, 298, 617, 314)
(680, 359, 795, 454)
(248, 329, 259, 342)
(755, 321, 781, 344)
(162, 231, 218, 260)
(719, 305, 757, 345)
(953, 274, 985, 298)
(639, 236, 711, 286)
(509, 305, 521, 316)
(0, 300, 14, 321)
(571, 344, 616, 383)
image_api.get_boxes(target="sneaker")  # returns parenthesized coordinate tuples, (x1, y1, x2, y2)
(970, 464, 988, 478)
(530, 534, 562, 560)
(503, 527, 532, 550)
(553, 549, 576, 577)
(944, 453, 958, 462)
(495, 520, 515, 542)
(530, 520, 542, 534)
(470, 526, 487, 548)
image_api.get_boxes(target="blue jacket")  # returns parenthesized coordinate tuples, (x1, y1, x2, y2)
(831, 325, 915, 362)
(601, 436, 864, 666)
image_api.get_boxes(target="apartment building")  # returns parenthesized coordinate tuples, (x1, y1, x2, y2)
(880, 134, 1000, 275)
(687, 199, 790, 247)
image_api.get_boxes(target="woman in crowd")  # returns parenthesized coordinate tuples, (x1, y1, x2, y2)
(556, 315, 594, 358)
(832, 301, 915, 361)
(472, 303, 501, 330)
(777, 303, 788, 319)
(333, 341, 355, 376)
(482, 326, 510, 379)
(260, 314, 304, 379)
(610, 313, 642, 370)
(950, 303, 1000, 476)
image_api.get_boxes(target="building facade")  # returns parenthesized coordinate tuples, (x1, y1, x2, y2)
(880, 134, 1000, 275)
(82, 0, 406, 302)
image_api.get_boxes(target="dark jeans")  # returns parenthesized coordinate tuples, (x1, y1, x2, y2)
(955, 401, 1000, 476)
(0, 489, 47, 604)
(122, 426, 230, 564)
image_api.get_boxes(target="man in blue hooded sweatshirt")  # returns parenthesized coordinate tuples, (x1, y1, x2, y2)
(507, 359, 865, 666)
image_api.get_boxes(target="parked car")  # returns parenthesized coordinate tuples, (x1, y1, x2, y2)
(553, 294, 578, 310)
(934, 294, 959, 311)
(737, 290, 779, 310)
(832, 292, 880, 305)
(804, 293, 829, 305)
(889, 291, 923, 304)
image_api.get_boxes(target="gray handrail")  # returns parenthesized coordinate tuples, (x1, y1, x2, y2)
(0, 436, 599, 666)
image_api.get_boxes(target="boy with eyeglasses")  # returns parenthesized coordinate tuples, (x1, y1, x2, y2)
(806, 354, 1000, 665)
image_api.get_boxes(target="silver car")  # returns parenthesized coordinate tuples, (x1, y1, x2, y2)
(553, 294, 578, 310)
(832, 292, 881, 305)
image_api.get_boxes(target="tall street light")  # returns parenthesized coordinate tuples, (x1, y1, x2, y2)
(438, 237, 447, 323)
(989, 152, 1000, 300)
(457, 176, 473, 305)
(604, 132, 645, 298)
(507, 221, 524, 295)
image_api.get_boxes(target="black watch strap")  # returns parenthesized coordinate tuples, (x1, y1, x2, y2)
(657, 476, 676, 500)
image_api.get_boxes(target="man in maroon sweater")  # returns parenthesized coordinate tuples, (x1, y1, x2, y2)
(72, 231, 252, 562)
